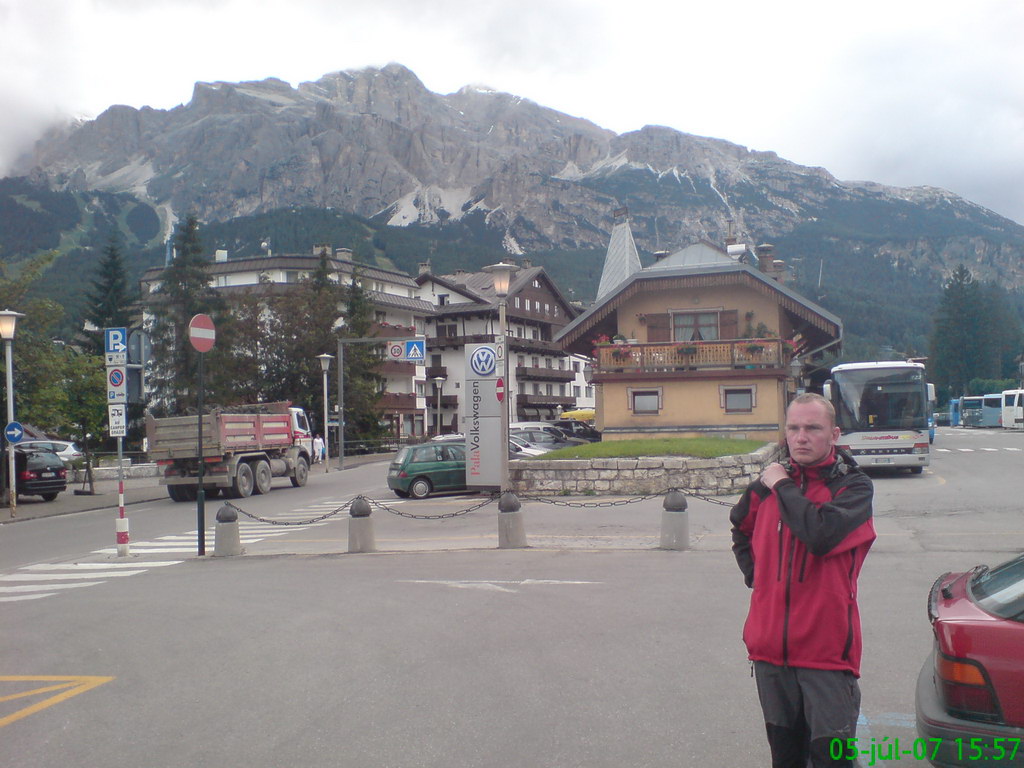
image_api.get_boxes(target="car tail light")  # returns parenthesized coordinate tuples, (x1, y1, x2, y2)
(912, 442, 929, 454)
(57, 468, 66, 479)
(936, 652, 1002, 722)
(17, 470, 36, 481)
(398, 471, 408, 478)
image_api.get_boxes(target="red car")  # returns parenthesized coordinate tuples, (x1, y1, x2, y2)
(916, 553, 1024, 767)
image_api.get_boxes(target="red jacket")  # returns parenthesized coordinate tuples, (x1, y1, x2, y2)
(730, 448, 875, 676)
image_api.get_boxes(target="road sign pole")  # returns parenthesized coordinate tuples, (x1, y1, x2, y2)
(197, 351, 206, 556)
(5, 339, 15, 518)
(115, 436, 129, 557)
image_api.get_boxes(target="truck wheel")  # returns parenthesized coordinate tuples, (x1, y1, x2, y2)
(253, 460, 272, 495)
(167, 485, 186, 502)
(409, 477, 433, 499)
(231, 463, 254, 498)
(290, 457, 308, 488)
(181, 486, 198, 501)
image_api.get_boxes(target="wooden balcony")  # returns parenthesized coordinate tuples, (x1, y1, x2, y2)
(378, 392, 420, 411)
(594, 338, 789, 374)
(517, 394, 575, 407)
(424, 365, 448, 379)
(368, 321, 418, 338)
(515, 366, 576, 383)
(380, 359, 417, 376)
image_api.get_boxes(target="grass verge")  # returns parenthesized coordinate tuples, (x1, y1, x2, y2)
(530, 437, 768, 460)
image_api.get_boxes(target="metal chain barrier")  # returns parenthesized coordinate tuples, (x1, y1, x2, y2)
(222, 499, 355, 526)
(221, 487, 734, 527)
(366, 494, 499, 520)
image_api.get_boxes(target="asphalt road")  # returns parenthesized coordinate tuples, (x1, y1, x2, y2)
(1, 427, 1022, 767)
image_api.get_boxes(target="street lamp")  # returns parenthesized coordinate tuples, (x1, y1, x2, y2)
(789, 355, 805, 396)
(482, 261, 519, 492)
(431, 375, 447, 436)
(0, 309, 25, 518)
(317, 354, 333, 472)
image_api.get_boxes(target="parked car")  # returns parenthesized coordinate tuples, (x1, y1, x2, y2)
(509, 427, 585, 453)
(1, 446, 69, 501)
(915, 553, 1024, 767)
(552, 419, 602, 442)
(17, 439, 83, 466)
(511, 422, 588, 444)
(508, 434, 547, 456)
(388, 442, 468, 499)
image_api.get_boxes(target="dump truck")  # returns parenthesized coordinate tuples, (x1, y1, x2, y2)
(146, 402, 314, 501)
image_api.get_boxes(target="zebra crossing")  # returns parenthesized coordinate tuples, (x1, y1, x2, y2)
(90, 506, 340, 556)
(0, 561, 183, 602)
(1, 500, 348, 603)
(932, 428, 1024, 452)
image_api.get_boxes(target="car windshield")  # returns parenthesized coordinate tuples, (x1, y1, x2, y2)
(971, 554, 1024, 622)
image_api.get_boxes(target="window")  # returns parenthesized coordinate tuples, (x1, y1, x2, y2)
(517, 355, 525, 367)
(533, 383, 541, 395)
(630, 388, 662, 415)
(721, 386, 756, 413)
(674, 311, 720, 341)
(586, 386, 594, 398)
(559, 384, 566, 396)
(573, 386, 581, 398)
(531, 328, 539, 339)
(438, 294, 449, 306)
(438, 324, 458, 337)
(415, 381, 426, 397)
(546, 384, 553, 396)
(545, 358, 553, 368)
(531, 356, 539, 368)
(544, 303, 550, 314)
(431, 354, 442, 367)
(514, 297, 521, 308)
(375, 311, 387, 323)
(573, 361, 580, 373)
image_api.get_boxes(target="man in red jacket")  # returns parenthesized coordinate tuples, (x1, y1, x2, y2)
(731, 393, 876, 767)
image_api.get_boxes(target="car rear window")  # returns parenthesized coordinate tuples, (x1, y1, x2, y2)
(971, 555, 1024, 622)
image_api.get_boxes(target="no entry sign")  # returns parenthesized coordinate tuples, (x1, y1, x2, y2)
(188, 314, 216, 353)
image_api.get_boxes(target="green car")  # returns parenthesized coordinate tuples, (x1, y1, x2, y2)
(387, 442, 467, 498)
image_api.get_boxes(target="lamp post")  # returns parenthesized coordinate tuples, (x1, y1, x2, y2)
(431, 375, 447, 436)
(0, 309, 25, 518)
(482, 261, 518, 492)
(317, 354, 333, 472)
(789, 356, 804, 397)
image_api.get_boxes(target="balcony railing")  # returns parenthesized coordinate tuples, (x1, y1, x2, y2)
(594, 338, 788, 373)
(378, 392, 420, 410)
(515, 366, 576, 383)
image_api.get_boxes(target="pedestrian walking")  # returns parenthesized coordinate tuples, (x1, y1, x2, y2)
(312, 434, 325, 464)
(730, 393, 876, 767)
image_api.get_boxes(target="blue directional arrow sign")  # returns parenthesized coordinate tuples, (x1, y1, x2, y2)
(4, 421, 24, 444)
(105, 327, 128, 366)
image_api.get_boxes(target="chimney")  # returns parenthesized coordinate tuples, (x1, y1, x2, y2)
(521, 257, 532, 268)
(756, 243, 775, 273)
(724, 219, 737, 247)
(334, 248, 353, 262)
(313, 243, 331, 257)
(215, 249, 228, 263)
(418, 260, 432, 276)
(453, 268, 467, 282)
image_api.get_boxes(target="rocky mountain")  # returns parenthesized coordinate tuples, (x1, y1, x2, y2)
(13, 62, 1024, 293)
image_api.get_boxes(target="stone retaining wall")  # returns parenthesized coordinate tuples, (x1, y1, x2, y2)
(508, 443, 782, 496)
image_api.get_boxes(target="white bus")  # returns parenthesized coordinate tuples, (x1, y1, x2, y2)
(1002, 389, 1024, 430)
(823, 362, 933, 474)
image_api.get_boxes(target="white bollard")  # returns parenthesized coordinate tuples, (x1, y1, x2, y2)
(348, 498, 376, 553)
(497, 491, 527, 549)
(213, 505, 244, 557)
(660, 490, 690, 551)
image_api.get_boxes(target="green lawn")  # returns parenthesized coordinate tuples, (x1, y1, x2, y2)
(530, 437, 769, 460)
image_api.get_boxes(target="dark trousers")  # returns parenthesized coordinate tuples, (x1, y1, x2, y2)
(753, 661, 861, 768)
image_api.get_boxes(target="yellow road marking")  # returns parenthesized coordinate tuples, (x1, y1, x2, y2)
(0, 676, 113, 727)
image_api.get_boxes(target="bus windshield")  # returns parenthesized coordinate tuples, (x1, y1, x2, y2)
(833, 367, 928, 431)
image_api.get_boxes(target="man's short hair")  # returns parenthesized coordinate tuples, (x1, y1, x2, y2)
(789, 392, 836, 428)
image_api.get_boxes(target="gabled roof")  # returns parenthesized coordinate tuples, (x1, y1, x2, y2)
(596, 220, 642, 301)
(419, 265, 580, 320)
(556, 259, 842, 353)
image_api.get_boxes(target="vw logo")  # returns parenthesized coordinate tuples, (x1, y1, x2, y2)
(470, 346, 497, 377)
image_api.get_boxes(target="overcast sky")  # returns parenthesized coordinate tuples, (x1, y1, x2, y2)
(2, 0, 1022, 224)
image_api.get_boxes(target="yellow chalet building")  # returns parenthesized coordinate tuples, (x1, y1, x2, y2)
(556, 219, 842, 443)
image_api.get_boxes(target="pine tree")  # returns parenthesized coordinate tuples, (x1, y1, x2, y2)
(84, 232, 135, 353)
(339, 272, 386, 445)
(929, 265, 989, 395)
(145, 215, 226, 412)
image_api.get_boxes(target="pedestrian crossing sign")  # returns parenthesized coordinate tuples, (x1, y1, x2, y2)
(404, 339, 425, 361)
